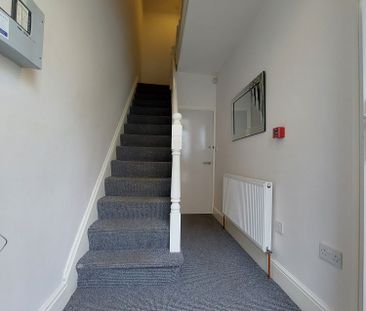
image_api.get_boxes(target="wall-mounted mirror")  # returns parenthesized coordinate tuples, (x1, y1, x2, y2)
(0, 0, 12, 15)
(232, 71, 266, 141)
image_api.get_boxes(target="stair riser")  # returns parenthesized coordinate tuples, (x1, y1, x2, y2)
(124, 124, 171, 135)
(77, 266, 181, 287)
(136, 86, 170, 94)
(120, 135, 171, 147)
(133, 99, 171, 108)
(111, 161, 172, 178)
(97, 202, 170, 220)
(136, 88, 170, 95)
(137, 83, 170, 90)
(135, 93, 170, 100)
(128, 115, 171, 125)
(88, 230, 169, 251)
(117, 147, 171, 162)
(130, 106, 171, 116)
(105, 179, 171, 197)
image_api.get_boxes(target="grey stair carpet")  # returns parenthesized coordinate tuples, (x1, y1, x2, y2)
(105, 177, 171, 197)
(65, 215, 300, 311)
(120, 134, 171, 147)
(135, 93, 170, 100)
(134, 87, 171, 101)
(127, 114, 171, 125)
(97, 196, 171, 220)
(111, 160, 171, 178)
(133, 99, 171, 108)
(88, 218, 169, 251)
(124, 123, 171, 135)
(76, 249, 183, 287)
(66, 83, 183, 296)
(130, 106, 171, 116)
(117, 146, 171, 162)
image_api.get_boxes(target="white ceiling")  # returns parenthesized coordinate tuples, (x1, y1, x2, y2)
(178, 0, 263, 75)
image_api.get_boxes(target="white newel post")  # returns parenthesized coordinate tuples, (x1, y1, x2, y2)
(170, 112, 182, 253)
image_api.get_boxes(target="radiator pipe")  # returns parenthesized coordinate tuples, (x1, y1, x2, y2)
(266, 249, 272, 279)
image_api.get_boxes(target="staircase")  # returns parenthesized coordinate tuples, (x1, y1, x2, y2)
(75, 83, 184, 288)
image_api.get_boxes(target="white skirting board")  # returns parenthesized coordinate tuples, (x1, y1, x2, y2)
(39, 78, 138, 311)
(218, 212, 331, 311)
(213, 206, 224, 226)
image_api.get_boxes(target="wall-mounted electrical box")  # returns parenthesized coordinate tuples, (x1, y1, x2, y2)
(0, 0, 44, 69)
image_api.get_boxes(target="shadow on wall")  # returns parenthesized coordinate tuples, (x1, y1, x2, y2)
(0, 54, 39, 87)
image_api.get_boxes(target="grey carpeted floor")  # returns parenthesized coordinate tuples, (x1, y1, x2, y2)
(65, 215, 300, 311)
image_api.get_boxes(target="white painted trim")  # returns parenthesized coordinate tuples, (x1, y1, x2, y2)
(272, 260, 331, 311)
(358, 1, 365, 310)
(179, 105, 216, 112)
(213, 206, 224, 226)
(176, 0, 190, 67)
(39, 78, 138, 311)
(212, 108, 217, 216)
(224, 218, 330, 311)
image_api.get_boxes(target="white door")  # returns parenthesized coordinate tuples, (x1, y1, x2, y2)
(181, 109, 214, 214)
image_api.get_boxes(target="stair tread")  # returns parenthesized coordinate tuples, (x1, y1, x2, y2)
(111, 160, 171, 178)
(78, 249, 183, 269)
(130, 113, 171, 117)
(112, 160, 171, 164)
(128, 115, 171, 120)
(137, 83, 170, 88)
(118, 145, 171, 150)
(133, 103, 171, 109)
(120, 134, 171, 147)
(106, 176, 171, 181)
(125, 123, 171, 127)
(130, 107, 171, 114)
(122, 134, 171, 138)
(129, 114, 171, 117)
(99, 196, 171, 204)
(128, 115, 171, 125)
(89, 218, 169, 233)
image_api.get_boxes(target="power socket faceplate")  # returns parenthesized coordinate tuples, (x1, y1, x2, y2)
(274, 221, 284, 235)
(319, 243, 342, 269)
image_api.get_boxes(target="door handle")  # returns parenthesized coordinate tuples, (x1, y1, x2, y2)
(203, 162, 212, 165)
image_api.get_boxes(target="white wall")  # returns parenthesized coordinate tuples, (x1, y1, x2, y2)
(0, 1, 141, 310)
(176, 71, 216, 109)
(140, 0, 180, 85)
(214, 0, 360, 310)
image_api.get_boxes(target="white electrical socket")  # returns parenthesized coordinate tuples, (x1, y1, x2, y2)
(274, 221, 284, 235)
(319, 243, 342, 269)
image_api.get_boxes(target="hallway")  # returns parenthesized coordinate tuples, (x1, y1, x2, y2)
(0, 1, 361, 310)
(65, 215, 299, 311)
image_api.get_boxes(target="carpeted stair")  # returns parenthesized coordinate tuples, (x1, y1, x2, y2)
(75, 83, 183, 288)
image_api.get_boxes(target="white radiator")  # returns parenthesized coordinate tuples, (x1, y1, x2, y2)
(223, 174, 273, 253)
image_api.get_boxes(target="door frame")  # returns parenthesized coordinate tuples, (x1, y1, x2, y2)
(359, 0, 365, 310)
(180, 105, 216, 215)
